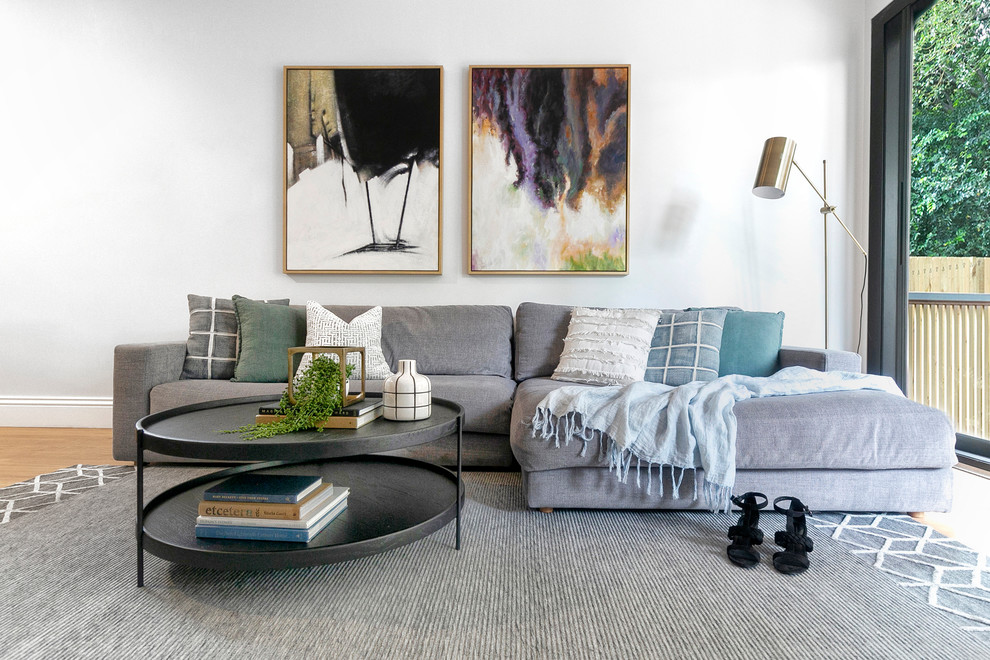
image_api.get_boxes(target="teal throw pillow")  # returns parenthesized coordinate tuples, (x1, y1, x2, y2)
(231, 295, 307, 383)
(718, 311, 785, 377)
(644, 309, 728, 386)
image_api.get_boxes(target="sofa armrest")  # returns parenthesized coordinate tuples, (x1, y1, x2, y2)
(112, 342, 186, 462)
(778, 346, 862, 373)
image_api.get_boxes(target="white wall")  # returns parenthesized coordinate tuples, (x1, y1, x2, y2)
(0, 0, 872, 427)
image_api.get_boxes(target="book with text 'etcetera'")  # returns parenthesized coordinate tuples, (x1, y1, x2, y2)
(197, 486, 349, 529)
(202, 474, 322, 504)
(195, 498, 348, 542)
(197, 482, 335, 520)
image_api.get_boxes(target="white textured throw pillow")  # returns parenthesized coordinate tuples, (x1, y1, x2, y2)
(551, 307, 661, 385)
(297, 302, 393, 380)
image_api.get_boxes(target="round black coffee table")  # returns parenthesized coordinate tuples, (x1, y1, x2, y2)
(135, 395, 463, 587)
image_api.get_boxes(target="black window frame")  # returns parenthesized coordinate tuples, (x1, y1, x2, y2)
(870, 0, 990, 469)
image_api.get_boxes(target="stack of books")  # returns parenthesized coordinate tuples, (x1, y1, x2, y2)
(195, 473, 348, 542)
(255, 397, 383, 429)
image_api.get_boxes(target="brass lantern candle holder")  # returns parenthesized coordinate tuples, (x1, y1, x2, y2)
(286, 346, 366, 408)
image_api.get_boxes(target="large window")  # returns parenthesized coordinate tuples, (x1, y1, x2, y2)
(871, 0, 990, 466)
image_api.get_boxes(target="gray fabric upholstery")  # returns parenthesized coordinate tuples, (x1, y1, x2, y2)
(149, 375, 513, 438)
(513, 302, 572, 381)
(317, 305, 514, 378)
(138, 432, 515, 468)
(379, 432, 516, 468)
(779, 346, 862, 373)
(734, 391, 955, 469)
(424, 375, 515, 436)
(521, 466, 954, 512)
(510, 378, 956, 472)
(149, 380, 286, 415)
(112, 342, 186, 462)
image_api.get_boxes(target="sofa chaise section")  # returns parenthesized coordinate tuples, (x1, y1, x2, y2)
(509, 302, 957, 513)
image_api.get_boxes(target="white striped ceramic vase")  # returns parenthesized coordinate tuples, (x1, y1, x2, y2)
(382, 359, 432, 421)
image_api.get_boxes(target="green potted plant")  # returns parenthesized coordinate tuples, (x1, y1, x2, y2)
(225, 354, 355, 440)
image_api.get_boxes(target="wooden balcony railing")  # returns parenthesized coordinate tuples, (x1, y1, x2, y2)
(907, 292, 990, 439)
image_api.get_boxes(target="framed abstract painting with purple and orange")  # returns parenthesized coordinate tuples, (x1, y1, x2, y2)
(469, 65, 629, 274)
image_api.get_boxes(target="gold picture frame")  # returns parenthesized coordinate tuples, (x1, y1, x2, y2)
(468, 65, 630, 275)
(284, 66, 443, 274)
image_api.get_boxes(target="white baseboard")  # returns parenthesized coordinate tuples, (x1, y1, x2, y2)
(0, 397, 113, 428)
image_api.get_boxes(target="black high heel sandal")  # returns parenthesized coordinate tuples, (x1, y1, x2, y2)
(772, 496, 814, 575)
(726, 492, 767, 568)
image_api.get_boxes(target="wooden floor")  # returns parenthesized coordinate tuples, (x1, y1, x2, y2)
(0, 427, 128, 487)
(1, 427, 987, 552)
(910, 465, 990, 554)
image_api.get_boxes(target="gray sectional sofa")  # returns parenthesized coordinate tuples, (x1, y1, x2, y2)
(113, 302, 958, 512)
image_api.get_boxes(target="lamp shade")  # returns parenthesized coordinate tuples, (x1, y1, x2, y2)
(752, 136, 797, 199)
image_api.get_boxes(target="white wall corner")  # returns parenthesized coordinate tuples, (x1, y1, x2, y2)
(0, 397, 113, 428)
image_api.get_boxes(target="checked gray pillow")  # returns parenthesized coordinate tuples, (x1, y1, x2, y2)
(644, 309, 728, 386)
(181, 294, 289, 380)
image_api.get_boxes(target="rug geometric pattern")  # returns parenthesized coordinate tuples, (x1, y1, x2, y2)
(813, 513, 989, 635)
(0, 464, 135, 525)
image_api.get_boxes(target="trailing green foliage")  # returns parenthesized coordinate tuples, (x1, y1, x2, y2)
(223, 355, 354, 440)
(911, 0, 990, 256)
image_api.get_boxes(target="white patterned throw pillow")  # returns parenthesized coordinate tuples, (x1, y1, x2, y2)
(297, 302, 393, 380)
(551, 307, 661, 386)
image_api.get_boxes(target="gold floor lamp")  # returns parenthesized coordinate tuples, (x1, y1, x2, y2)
(752, 136, 868, 350)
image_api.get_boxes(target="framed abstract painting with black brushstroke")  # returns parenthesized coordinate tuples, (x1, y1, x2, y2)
(469, 65, 629, 275)
(284, 66, 442, 274)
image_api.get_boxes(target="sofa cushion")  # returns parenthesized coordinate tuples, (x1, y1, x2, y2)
(181, 294, 288, 380)
(316, 305, 513, 378)
(514, 302, 573, 381)
(509, 378, 957, 473)
(551, 307, 660, 385)
(645, 309, 727, 385)
(297, 303, 392, 380)
(426, 375, 515, 435)
(231, 296, 307, 383)
(150, 374, 515, 436)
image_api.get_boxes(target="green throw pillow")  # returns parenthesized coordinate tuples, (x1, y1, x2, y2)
(717, 311, 785, 377)
(231, 295, 307, 383)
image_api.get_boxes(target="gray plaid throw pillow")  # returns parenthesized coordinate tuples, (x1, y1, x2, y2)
(181, 295, 289, 379)
(644, 309, 728, 386)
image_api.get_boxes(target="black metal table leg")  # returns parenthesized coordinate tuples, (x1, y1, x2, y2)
(136, 429, 144, 587)
(456, 415, 462, 550)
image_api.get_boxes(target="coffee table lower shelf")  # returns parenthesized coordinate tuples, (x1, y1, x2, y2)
(140, 456, 463, 576)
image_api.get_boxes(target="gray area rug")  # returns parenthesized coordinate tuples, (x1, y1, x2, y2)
(1, 467, 987, 659)
(0, 465, 134, 524)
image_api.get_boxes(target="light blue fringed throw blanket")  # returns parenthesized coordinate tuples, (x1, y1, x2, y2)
(531, 366, 904, 513)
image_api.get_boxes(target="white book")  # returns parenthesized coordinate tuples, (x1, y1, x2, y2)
(196, 486, 349, 529)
